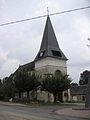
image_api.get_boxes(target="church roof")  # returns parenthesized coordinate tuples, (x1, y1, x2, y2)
(15, 61, 35, 73)
(35, 16, 68, 61)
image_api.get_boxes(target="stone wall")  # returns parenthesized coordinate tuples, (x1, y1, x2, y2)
(35, 57, 67, 74)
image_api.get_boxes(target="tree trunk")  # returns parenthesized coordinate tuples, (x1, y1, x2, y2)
(19, 92, 21, 98)
(27, 91, 29, 99)
(58, 92, 63, 102)
(53, 93, 57, 103)
(48, 93, 50, 102)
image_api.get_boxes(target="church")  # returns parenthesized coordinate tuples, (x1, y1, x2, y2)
(14, 15, 68, 102)
(17, 15, 68, 76)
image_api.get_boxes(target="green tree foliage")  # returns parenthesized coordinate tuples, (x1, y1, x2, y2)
(79, 70, 89, 85)
(24, 72, 40, 98)
(41, 71, 71, 102)
(0, 79, 3, 100)
(71, 82, 78, 86)
(0, 71, 40, 101)
(14, 71, 40, 98)
(0, 76, 15, 100)
(0, 79, 2, 86)
(14, 71, 28, 98)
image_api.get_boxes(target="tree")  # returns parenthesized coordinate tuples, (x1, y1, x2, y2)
(71, 82, 78, 86)
(0, 76, 15, 101)
(14, 71, 27, 98)
(0, 79, 2, 86)
(0, 79, 3, 100)
(24, 72, 40, 99)
(41, 71, 71, 103)
(14, 71, 40, 99)
(79, 70, 89, 85)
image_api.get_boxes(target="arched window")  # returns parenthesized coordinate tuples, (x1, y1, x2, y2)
(55, 70, 62, 76)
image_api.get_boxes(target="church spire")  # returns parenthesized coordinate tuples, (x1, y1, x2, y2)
(35, 16, 67, 61)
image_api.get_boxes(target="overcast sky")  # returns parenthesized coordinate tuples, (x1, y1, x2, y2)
(0, 0, 90, 83)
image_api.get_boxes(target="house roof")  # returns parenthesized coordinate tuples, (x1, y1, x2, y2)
(35, 15, 68, 61)
(70, 85, 87, 95)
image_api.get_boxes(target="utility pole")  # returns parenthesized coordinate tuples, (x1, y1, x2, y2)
(85, 71, 90, 108)
(85, 38, 90, 108)
(87, 38, 90, 47)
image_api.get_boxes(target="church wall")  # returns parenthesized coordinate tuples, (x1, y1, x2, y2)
(35, 57, 67, 74)
(37, 90, 54, 103)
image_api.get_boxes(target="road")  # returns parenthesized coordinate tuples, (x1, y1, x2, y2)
(0, 102, 87, 120)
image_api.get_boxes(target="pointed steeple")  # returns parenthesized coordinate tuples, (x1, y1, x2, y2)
(35, 16, 67, 61)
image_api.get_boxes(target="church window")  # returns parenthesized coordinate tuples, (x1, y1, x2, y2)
(55, 70, 62, 76)
(52, 50, 62, 57)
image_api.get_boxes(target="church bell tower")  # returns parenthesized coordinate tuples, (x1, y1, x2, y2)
(35, 16, 68, 75)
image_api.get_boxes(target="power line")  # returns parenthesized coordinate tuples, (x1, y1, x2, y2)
(0, 15, 47, 26)
(0, 5, 90, 26)
(50, 5, 90, 16)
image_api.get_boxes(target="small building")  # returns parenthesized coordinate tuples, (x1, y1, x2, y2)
(63, 85, 87, 102)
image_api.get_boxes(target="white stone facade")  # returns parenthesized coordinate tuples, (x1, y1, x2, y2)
(63, 89, 86, 102)
(35, 57, 67, 75)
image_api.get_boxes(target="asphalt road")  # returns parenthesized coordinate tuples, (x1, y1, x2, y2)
(0, 102, 86, 120)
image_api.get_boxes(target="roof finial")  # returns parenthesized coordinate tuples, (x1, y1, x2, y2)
(47, 7, 49, 16)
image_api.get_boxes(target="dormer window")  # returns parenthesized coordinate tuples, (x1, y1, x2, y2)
(40, 52, 44, 57)
(38, 51, 45, 58)
(52, 50, 62, 57)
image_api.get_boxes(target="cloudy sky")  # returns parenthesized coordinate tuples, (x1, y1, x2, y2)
(0, 0, 90, 83)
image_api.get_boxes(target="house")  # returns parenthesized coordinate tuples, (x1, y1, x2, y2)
(63, 85, 87, 102)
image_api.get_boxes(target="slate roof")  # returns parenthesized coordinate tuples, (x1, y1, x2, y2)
(35, 16, 68, 61)
(14, 16, 67, 74)
(15, 61, 35, 73)
(70, 85, 87, 95)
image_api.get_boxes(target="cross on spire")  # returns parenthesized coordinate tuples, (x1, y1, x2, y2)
(47, 7, 49, 16)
